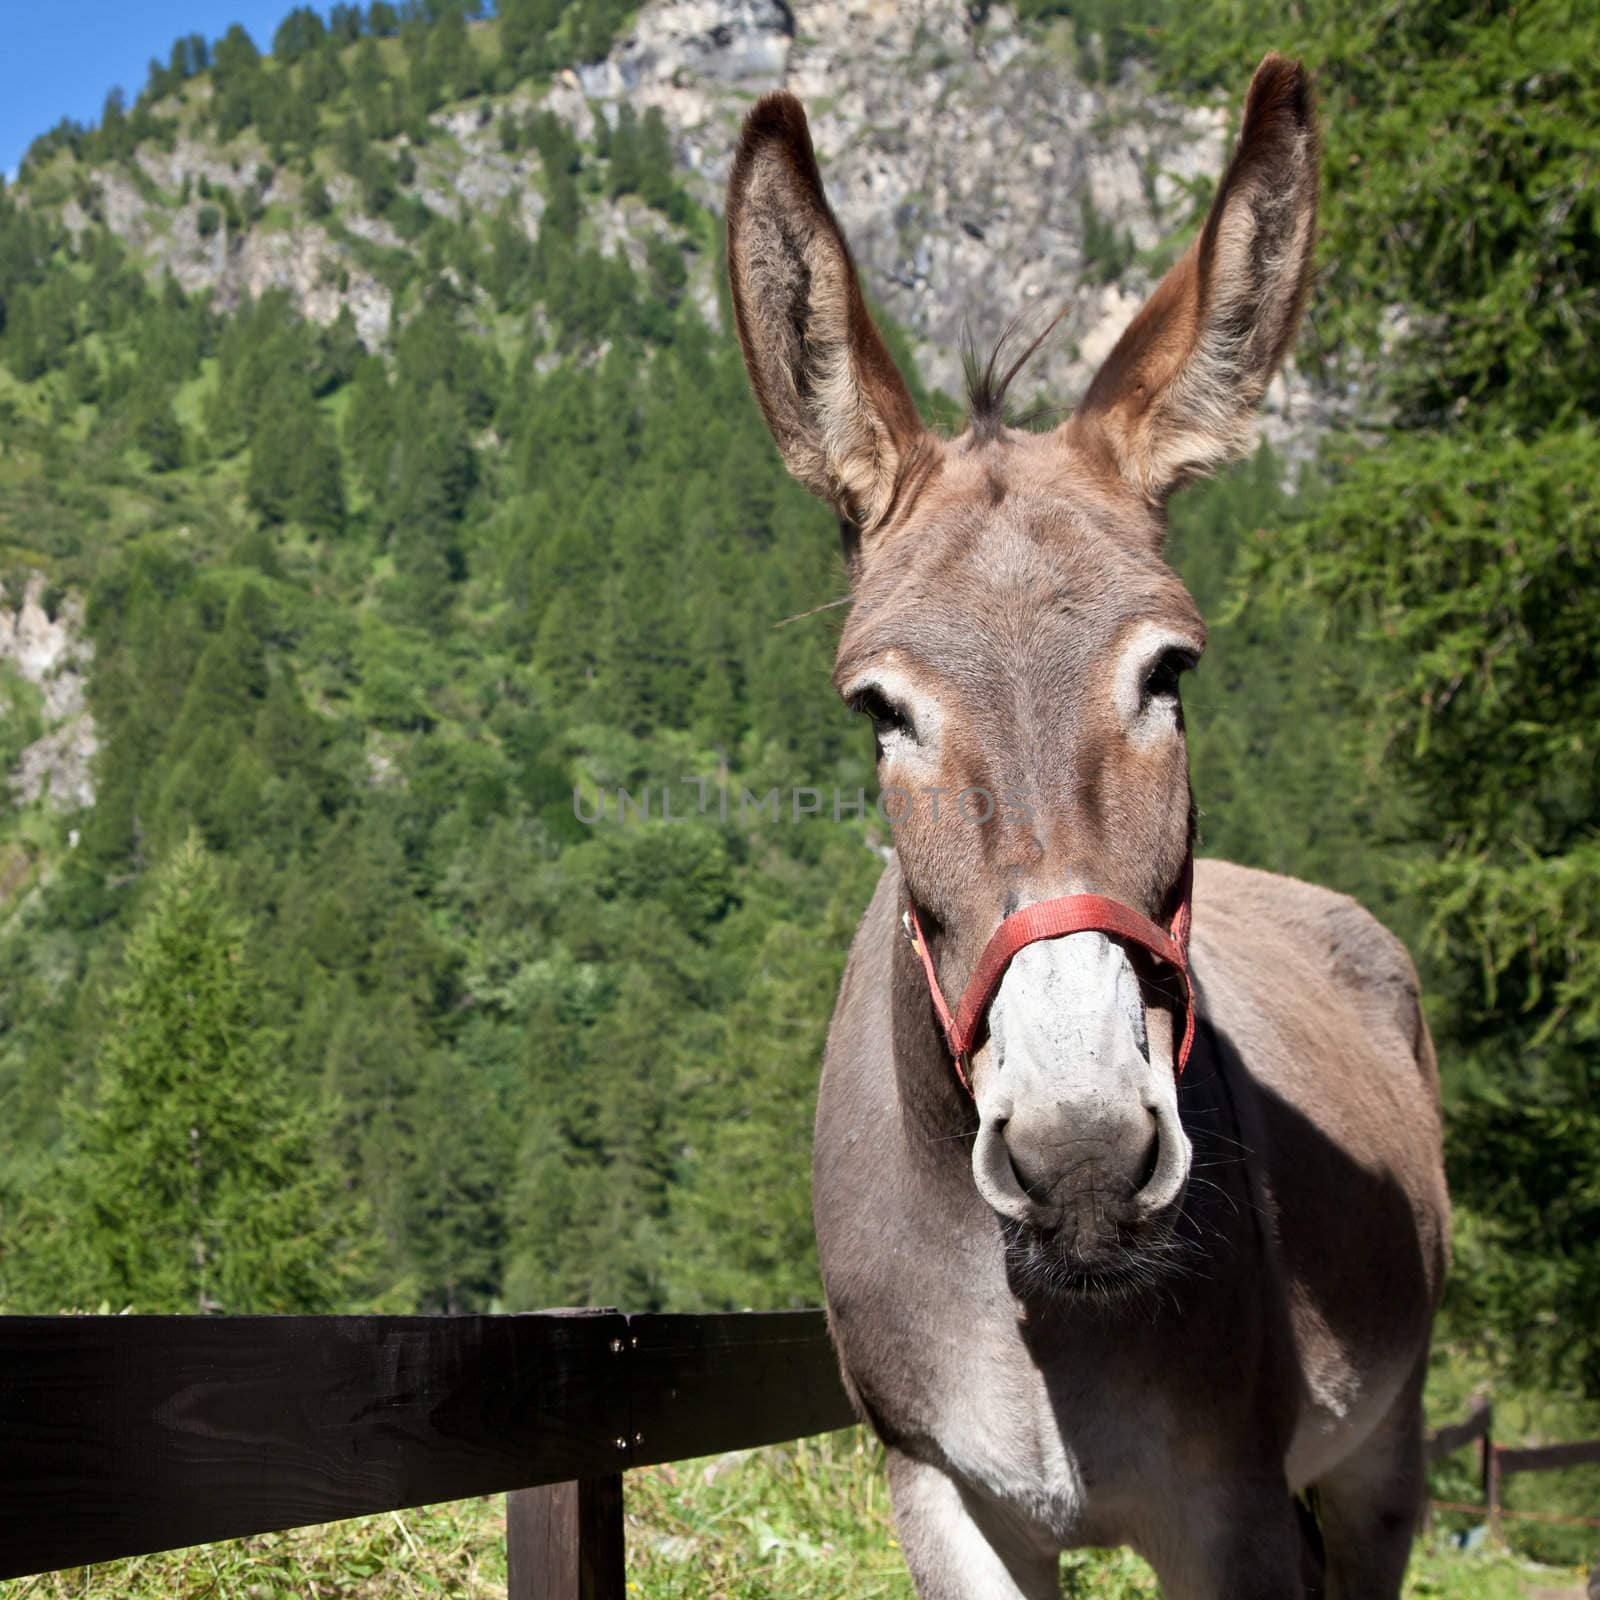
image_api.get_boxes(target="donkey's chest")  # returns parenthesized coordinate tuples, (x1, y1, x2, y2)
(924, 1361, 1107, 1540)
(827, 1260, 1180, 1544)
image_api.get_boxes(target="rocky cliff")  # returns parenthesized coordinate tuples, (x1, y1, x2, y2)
(558, 0, 1260, 422)
(0, 576, 96, 814)
(58, 0, 1331, 453)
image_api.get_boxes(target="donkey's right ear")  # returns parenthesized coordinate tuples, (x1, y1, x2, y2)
(727, 93, 929, 546)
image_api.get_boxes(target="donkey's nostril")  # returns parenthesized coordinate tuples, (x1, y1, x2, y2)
(1001, 1124, 1056, 1200)
(1006, 1148, 1036, 1199)
(991, 1119, 1043, 1197)
(1134, 1111, 1161, 1193)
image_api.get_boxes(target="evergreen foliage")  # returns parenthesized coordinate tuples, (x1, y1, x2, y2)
(0, 1, 1590, 1477)
(130, 380, 185, 471)
(247, 373, 347, 535)
(1144, 0, 1600, 1398)
(3, 838, 361, 1313)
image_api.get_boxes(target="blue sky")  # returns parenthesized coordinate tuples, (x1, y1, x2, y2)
(2, 0, 320, 179)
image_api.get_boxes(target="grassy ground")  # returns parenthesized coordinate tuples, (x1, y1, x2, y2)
(7, 1429, 1585, 1599)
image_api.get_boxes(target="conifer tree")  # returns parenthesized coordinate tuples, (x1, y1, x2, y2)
(272, 6, 327, 63)
(345, 354, 397, 495)
(662, 907, 857, 1310)
(47, 838, 363, 1313)
(404, 1042, 514, 1312)
(130, 380, 184, 472)
(636, 107, 682, 219)
(211, 24, 264, 140)
(607, 104, 640, 197)
(247, 375, 346, 535)
(386, 381, 475, 621)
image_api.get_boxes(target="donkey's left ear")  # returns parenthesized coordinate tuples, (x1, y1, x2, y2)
(1064, 54, 1320, 505)
(727, 93, 929, 544)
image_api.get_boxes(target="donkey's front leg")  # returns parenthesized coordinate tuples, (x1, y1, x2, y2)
(886, 1450, 1061, 1600)
(1144, 1476, 1307, 1600)
(1313, 1357, 1429, 1600)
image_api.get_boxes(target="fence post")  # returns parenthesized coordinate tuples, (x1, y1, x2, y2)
(507, 1477, 625, 1600)
(1479, 1411, 1500, 1541)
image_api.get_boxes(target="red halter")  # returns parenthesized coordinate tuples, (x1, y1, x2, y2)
(901, 854, 1196, 1095)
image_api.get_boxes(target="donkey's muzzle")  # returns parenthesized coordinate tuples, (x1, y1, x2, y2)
(969, 931, 1192, 1249)
(974, 1092, 1186, 1246)
(1004, 1101, 1158, 1212)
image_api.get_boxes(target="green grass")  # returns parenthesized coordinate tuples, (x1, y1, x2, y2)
(7, 1497, 507, 1598)
(625, 1431, 911, 1598)
(6, 1429, 1582, 1598)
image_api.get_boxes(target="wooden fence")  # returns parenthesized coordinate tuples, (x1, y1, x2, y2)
(4, 1313, 1598, 1595)
(1424, 1395, 1600, 1534)
(0, 1308, 854, 1596)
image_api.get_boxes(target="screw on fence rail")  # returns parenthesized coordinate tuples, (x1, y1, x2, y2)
(507, 1477, 625, 1600)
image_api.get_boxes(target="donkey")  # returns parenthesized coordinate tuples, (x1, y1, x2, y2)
(726, 53, 1449, 1600)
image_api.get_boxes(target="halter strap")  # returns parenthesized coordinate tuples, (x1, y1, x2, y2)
(901, 854, 1196, 1095)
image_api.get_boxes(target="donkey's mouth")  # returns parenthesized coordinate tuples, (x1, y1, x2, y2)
(1001, 1215, 1186, 1307)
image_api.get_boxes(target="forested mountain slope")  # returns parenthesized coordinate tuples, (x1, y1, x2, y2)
(16, 1, 1338, 447)
(1, 0, 1591, 1436)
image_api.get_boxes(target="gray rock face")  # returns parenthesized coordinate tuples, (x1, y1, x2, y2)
(552, 0, 1333, 453)
(784, 1, 1227, 413)
(70, 0, 1337, 450)
(62, 157, 397, 350)
(576, 0, 794, 96)
(0, 575, 97, 813)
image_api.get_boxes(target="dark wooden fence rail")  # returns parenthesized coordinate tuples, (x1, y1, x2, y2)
(1422, 1396, 1493, 1465)
(8, 1317, 1599, 1595)
(0, 1309, 855, 1593)
(1424, 1396, 1600, 1535)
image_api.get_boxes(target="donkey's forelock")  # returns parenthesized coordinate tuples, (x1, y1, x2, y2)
(961, 311, 1072, 445)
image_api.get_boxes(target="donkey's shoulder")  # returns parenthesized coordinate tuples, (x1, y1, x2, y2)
(1192, 856, 1428, 1065)
(1195, 856, 1412, 973)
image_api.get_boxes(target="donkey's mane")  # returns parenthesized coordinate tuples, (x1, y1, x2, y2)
(961, 309, 1068, 442)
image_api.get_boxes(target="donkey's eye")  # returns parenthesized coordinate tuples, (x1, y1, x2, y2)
(1143, 649, 1196, 705)
(850, 687, 915, 744)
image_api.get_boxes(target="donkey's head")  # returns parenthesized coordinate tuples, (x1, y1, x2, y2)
(728, 59, 1318, 1286)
